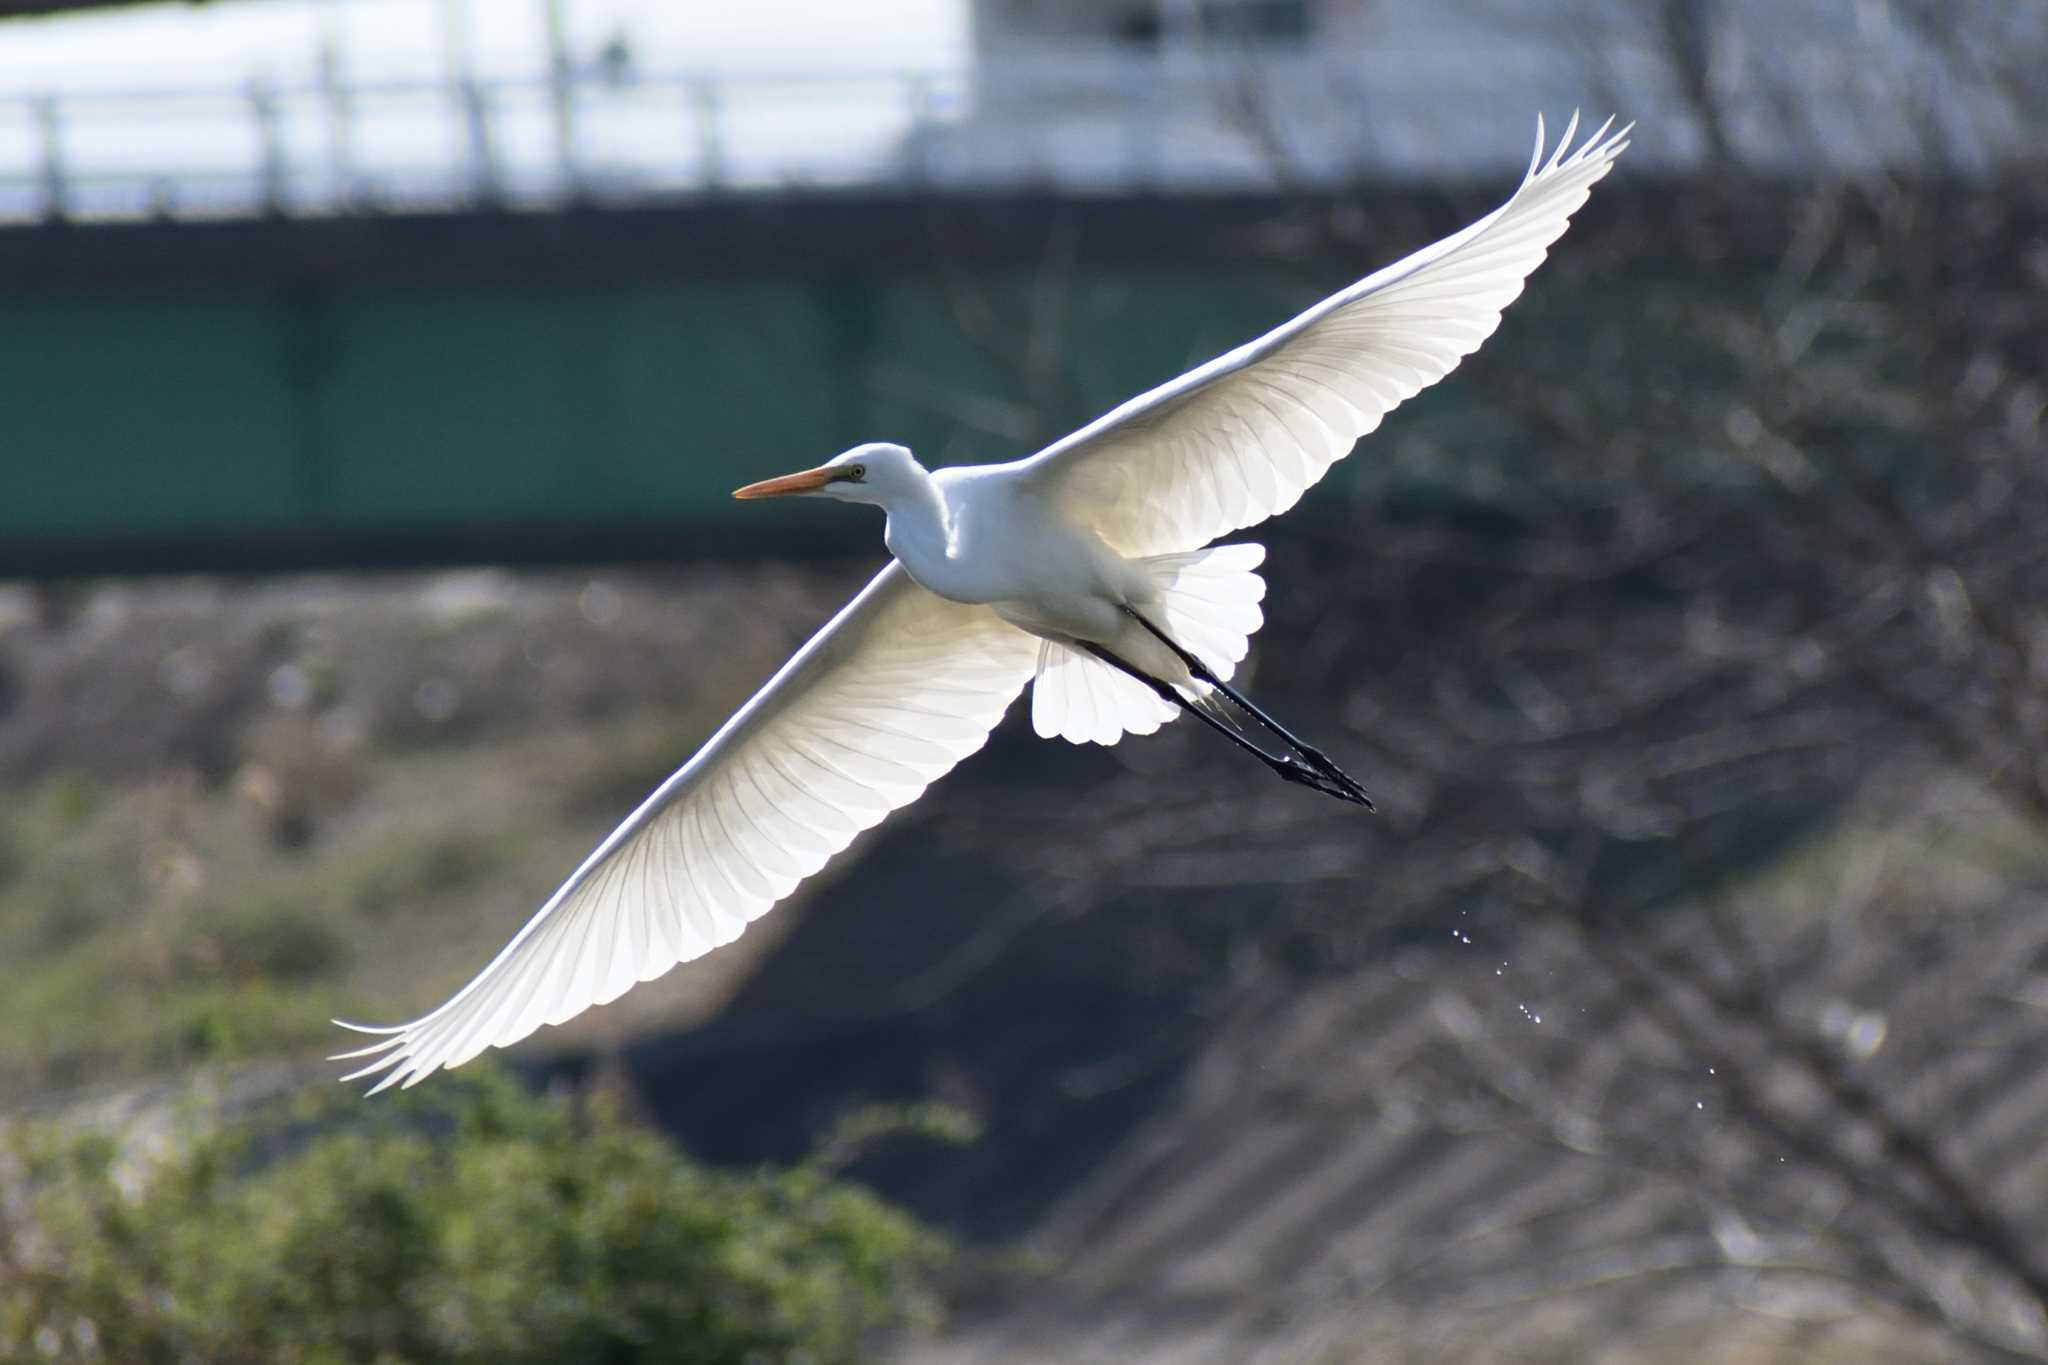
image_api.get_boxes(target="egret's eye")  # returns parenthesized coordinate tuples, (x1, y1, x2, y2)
(845, 465, 866, 482)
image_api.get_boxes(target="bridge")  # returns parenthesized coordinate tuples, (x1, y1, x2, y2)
(0, 19, 2009, 578)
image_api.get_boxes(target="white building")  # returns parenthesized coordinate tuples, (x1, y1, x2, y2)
(911, 0, 2037, 186)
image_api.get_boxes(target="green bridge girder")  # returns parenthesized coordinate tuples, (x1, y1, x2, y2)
(3, 270, 1347, 573)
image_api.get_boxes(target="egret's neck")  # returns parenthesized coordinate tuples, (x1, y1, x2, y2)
(879, 472, 953, 578)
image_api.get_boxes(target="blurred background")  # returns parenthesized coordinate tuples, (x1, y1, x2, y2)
(1, 0, 2045, 1361)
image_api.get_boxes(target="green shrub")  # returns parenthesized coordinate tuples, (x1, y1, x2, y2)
(171, 894, 350, 983)
(323, 827, 511, 922)
(1, 1070, 946, 1364)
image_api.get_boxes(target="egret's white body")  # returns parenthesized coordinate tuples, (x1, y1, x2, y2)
(338, 115, 1630, 1091)
(882, 461, 1164, 667)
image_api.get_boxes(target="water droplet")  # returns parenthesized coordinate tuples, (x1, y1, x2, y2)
(413, 676, 460, 723)
(579, 580, 622, 627)
(267, 661, 312, 710)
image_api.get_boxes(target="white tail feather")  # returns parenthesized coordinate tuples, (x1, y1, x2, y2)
(1030, 543, 1266, 745)
(1147, 542, 1267, 681)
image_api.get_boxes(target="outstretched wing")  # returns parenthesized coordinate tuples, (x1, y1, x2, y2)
(1011, 113, 1631, 557)
(336, 563, 1038, 1091)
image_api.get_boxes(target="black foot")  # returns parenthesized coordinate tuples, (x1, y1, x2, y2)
(1283, 742, 1373, 807)
(1273, 754, 1376, 809)
(1120, 605, 1375, 810)
(1079, 636, 1374, 812)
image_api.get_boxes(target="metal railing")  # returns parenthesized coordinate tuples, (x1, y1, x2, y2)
(0, 43, 2030, 224)
(0, 64, 974, 221)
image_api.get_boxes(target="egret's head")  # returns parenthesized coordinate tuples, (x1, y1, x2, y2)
(733, 443, 923, 507)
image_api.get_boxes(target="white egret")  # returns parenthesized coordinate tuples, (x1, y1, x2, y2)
(336, 114, 1630, 1090)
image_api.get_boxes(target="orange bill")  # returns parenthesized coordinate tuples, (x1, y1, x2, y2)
(732, 466, 839, 499)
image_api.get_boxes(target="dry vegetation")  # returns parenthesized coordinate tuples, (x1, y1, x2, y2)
(0, 564, 882, 1097)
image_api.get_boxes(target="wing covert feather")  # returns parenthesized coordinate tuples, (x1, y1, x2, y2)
(336, 563, 1036, 1091)
(1012, 114, 1631, 556)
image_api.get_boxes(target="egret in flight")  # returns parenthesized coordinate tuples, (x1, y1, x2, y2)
(337, 114, 1629, 1090)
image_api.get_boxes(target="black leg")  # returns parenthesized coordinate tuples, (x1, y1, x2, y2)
(1079, 643, 1372, 808)
(1120, 608, 1375, 809)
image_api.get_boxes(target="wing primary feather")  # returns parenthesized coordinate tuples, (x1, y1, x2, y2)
(1008, 112, 1629, 556)
(725, 760, 813, 884)
(336, 566, 1036, 1089)
(745, 746, 849, 846)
